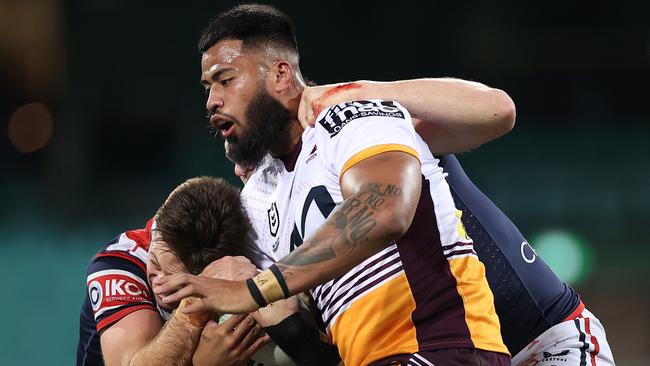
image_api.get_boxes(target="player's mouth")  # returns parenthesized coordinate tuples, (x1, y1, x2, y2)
(210, 114, 236, 138)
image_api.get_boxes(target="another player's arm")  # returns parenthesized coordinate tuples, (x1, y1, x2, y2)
(254, 297, 341, 366)
(299, 79, 516, 154)
(153, 150, 420, 313)
(100, 300, 203, 366)
(195, 256, 342, 365)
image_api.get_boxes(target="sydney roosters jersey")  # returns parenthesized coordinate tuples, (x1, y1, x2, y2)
(241, 100, 508, 366)
(77, 220, 160, 366)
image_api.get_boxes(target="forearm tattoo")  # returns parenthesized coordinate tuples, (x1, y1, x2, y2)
(276, 183, 403, 280)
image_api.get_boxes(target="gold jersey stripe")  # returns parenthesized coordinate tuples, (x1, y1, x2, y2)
(340, 144, 420, 178)
(447, 255, 510, 355)
(329, 273, 418, 366)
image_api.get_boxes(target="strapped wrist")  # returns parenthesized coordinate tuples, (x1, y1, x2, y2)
(174, 297, 209, 327)
(247, 264, 290, 307)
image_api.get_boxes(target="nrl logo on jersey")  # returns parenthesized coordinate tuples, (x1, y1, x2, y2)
(267, 202, 280, 237)
(318, 100, 404, 137)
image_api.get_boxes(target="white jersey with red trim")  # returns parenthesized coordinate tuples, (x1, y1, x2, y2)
(512, 305, 615, 366)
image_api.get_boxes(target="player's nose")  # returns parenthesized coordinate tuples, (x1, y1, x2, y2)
(205, 86, 224, 114)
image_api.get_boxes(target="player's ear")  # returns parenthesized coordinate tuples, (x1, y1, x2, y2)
(269, 61, 294, 93)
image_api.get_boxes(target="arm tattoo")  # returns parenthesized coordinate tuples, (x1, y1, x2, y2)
(277, 183, 403, 275)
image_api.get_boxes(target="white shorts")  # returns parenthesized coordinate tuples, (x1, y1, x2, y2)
(512, 302, 615, 366)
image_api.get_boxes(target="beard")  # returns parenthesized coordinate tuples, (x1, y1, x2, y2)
(224, 87, 293, 168)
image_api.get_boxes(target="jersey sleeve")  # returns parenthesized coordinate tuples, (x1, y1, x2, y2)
(314, 99, 420, 177)
(85, 255, 158, 332)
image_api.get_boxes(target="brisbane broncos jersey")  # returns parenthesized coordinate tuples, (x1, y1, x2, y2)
(241, 100, 508, 366)
(77, 220, 159, 366)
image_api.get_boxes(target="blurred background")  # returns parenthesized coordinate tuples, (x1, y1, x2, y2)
(1, 0, 648, 364)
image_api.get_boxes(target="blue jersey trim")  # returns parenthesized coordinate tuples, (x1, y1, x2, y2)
(441, 154, 580, 354)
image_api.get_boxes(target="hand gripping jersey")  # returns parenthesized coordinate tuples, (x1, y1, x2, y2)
(241, 100, 508, 366)
(77, 220, 159, 366)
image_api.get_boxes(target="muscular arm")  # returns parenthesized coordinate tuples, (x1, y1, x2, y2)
(152, 151, 421, 314)
(275, 151, 421, 293)
(300, 78, 516, 154)
(100, 306, 202, 366)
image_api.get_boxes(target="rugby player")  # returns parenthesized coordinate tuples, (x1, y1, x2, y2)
(155, 4, 511, 365)
(158, 4, 614, 365)
(77, 177, 322, 366)
(298, 82, 616, 365)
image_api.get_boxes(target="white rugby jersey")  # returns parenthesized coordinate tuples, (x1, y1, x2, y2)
(240, 100, 507, 366)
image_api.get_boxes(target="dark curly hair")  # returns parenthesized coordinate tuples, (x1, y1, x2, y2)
(154, 176, 251, 275)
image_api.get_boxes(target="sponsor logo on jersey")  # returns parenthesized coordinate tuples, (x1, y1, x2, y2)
(87, 269, 152, 318)
(318, 100, 404, 137)
(267, 202, 280, 237)
(542, 350, 570, 362)
(521, 240, 538, 264)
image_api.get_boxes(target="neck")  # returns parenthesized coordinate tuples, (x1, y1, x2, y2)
(271, 118, 304, 158)
(273, 82, 305, 157)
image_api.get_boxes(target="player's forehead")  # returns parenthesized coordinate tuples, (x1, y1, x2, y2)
(200, 39, 262, 80)
(149, 234, 184, 269)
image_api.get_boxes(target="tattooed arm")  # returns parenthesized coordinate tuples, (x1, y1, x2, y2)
(153, 151, 421, 314)
(275, 151, 421, 293)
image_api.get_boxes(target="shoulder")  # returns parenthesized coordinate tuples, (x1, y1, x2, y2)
(315, 99, 410, 139)
(93, 220, 153, 271)
(85, 223, 158, 332)
(86, 254, 155, 321)
(311, 100, 418, 172)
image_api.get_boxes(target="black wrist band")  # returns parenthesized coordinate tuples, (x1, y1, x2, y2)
(246, 278, 267, 307)
(269, 264, 290, 298)
(265, 313, 341, 366)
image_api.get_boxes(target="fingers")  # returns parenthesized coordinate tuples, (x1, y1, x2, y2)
(181, 297, 210, 314)
(201, 256, 257, 281)
(163, 286, 196, 306)
(221, 314, 261, 349)
(232, 315, 257, 340)
(152, 272, 189, 290)
(239, 323, 263, 353)
(200, 315, 269, 364)
(221, 313, 248, 328)
(250, 297, 300, 327)
(153, 273, 201, 305)
(241, 333, 270, 361)
(200, 320, 219, 338)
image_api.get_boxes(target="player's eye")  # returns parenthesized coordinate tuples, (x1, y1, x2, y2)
(220, 77, 234, 86)
(203, 87, 210, 95)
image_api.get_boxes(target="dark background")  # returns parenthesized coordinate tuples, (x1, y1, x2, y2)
(1, 0, 648, 364)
